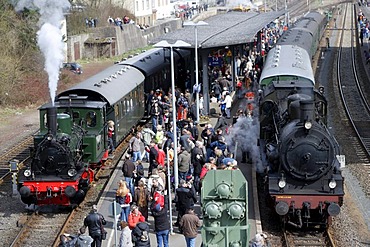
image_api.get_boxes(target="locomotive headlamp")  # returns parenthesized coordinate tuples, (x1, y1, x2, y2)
(67, 169, 77, 177)
(47, 134, 53, 141)
(329, 178, 337, 189)
(24, 169, 32, 177)
(278, 173, 286, 189)
(278, 179, 286, 189)
(304, 121, 312, 130)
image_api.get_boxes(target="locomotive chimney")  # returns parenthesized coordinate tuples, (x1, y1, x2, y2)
(300, 100, 314, 123)
(47, 107, 57, 136)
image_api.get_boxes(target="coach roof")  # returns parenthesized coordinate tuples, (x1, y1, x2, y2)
(152, 10, 284, 49)
(58, 64, 145, 106)
(120, 48, 190, 76)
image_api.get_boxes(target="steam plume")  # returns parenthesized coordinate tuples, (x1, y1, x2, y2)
(13, 0, 70, 105)
(225, 100, 264, 172)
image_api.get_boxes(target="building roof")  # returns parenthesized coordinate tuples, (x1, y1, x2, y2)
(151, 10, 284, 49)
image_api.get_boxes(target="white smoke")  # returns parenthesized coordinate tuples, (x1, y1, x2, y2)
(226, 0, 259, 9)
(225, 100, 265, 172)
(13, 0, 70, 105)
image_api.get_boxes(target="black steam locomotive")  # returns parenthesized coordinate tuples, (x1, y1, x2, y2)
(259, 12, 344, 228)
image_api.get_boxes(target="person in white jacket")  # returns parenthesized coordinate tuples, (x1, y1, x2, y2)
(223, 92, 233, 119)
(119, 221, 133, 247)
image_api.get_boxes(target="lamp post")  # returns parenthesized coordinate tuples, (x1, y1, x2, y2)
(183, 21, 208, 124)
(153, 40, 191, 189)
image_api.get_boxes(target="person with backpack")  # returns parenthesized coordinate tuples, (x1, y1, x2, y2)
(131, 221, 151, 247)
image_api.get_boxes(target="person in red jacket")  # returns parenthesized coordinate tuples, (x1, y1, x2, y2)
(128, 205, 145, 230)
(156, 143, 166, 166)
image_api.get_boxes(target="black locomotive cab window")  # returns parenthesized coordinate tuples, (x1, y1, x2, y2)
(86, 111, 97, 127)
(72, 112, 80, 120)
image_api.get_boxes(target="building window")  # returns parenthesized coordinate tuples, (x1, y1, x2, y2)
(146, 0, 149, 9)
(136, 1, 139, 11)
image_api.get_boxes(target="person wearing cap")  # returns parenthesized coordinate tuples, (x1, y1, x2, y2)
(151, 197, 170, 247)
(83, 205, 107, 247)
(179, 207, 201, 247)
(128, 204, 145, 230)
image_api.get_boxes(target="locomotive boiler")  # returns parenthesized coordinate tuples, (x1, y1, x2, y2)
(258, 11, 344, 228)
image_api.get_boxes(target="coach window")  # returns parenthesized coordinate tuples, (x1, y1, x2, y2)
(86, 111, 97, 127)
(121, 100, 125, 117)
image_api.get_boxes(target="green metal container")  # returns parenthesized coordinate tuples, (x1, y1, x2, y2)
(201, 169, 250, 247)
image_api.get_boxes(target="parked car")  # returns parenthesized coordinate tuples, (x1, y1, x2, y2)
(62, 62, 83, 74)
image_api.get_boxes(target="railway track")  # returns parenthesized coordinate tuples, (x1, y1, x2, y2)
(10, 212, 70, 247)
(337, 3, 370, 161)
(283, 229, 335, 247)
(0, 135, 33, 185)
(7, 122, 141, 246)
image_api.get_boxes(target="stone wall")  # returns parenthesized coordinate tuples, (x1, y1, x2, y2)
(65, 9, 219, 62)
(66, 20, 182, 62)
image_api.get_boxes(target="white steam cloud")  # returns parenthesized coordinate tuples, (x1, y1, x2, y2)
(226, 0, 259, 9)
(13, 0, 70, 105)
(225, 100, 264, 172)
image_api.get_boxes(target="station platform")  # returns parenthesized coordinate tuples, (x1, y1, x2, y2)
(97, 99, 261, 247)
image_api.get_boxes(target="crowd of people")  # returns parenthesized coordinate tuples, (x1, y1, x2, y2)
(106, 15, 150, 31)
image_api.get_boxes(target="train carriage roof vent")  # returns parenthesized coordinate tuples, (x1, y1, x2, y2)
(146, 55, 151, 59)
(128, 55, 134, 58)
(274, 58, 279, 63)
(94, 83, 102, 87)
(111, 74, 117, 79)
(117, 70, 123, 75)
(272, 63, 278, 68)
(139, 58, 145, 62)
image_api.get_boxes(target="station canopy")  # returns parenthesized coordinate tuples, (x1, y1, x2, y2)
(152, 10, 285, 49)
